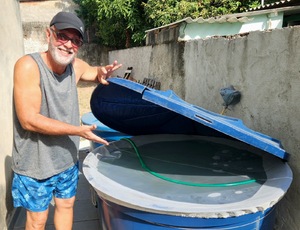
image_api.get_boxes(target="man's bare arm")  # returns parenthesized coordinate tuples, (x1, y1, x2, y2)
(13, 55, 109, 145)
(73, 58, 122, 84)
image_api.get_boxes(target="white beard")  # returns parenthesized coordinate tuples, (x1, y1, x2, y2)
(48, 40, 75, 66)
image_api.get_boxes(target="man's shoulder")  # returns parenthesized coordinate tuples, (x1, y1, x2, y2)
(15, 53, 39, 70)
(14, 54, 41, 81)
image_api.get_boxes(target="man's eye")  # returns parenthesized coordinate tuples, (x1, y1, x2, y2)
(73, 39, 81, 45)
(59, 34, 69, 41)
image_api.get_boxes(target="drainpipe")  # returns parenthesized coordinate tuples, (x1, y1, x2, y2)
(261, 0, 264, 6)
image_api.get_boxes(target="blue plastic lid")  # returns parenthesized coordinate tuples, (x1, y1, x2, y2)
(81, 111, 118, 132)
(90, 78, 289, 160)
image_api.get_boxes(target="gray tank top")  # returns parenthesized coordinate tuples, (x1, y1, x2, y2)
(12, 52, 80, 180)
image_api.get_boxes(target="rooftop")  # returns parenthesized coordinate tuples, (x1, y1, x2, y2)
(247, 0, 299, 11)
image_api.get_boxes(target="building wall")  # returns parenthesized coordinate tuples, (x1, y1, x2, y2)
(180, 12, 284, 41)
(109, 26, 300, 229)
(0, 1, 24, 229)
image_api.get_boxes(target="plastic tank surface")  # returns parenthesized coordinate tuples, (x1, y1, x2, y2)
(83, 134, 292, 229)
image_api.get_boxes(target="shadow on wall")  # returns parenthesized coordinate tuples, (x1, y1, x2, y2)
(5, 154, 13, 228)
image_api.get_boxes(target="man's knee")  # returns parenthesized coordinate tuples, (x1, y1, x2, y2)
(26, 210, 49, 229)
(55, 196, 76, 210)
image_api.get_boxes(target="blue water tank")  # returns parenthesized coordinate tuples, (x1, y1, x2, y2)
(83, 78, 292, 230)
(84, 134, 292, 230)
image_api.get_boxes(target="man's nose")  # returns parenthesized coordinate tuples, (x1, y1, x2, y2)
(64, 39, 73, 47)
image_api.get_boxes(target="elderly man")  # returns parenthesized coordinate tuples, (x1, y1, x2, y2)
(12, 11, 121, 230)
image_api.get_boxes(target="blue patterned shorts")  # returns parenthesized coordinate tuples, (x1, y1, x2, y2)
(12, 163, 79, 212)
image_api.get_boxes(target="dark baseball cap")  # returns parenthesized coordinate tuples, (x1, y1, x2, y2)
(50, 12, 85, 39)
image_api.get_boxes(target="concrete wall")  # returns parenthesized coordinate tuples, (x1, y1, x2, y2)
(109, 43, 186, 96)
(0, 1, 24, 229)
(184, 28, 300, 229)
(109, 26, 300, 229)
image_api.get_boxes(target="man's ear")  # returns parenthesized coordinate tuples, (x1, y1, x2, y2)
(46, 28, 51, 42)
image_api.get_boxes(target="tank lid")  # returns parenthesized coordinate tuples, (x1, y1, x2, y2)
(90, 78, 289, 160)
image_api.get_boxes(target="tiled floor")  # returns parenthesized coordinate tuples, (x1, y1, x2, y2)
(11, 140, 102, 230)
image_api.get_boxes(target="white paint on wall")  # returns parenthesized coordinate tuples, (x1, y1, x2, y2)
(0, 0, 24, 229)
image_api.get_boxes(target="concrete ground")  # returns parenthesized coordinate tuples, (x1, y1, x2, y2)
(11, 140, 102, 230)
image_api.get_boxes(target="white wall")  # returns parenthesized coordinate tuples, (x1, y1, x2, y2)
(0, 1, 24, 229)
(180, 12, 284, 41)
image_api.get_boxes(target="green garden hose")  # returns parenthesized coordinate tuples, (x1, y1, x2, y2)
(122, 138, 256, 187)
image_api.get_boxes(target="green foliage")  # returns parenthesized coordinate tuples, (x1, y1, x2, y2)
(73, 0, 275, 49)
(74, 0, 150, 48)
(143, 0, 200, 27)
(144, 0, 262, 27)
